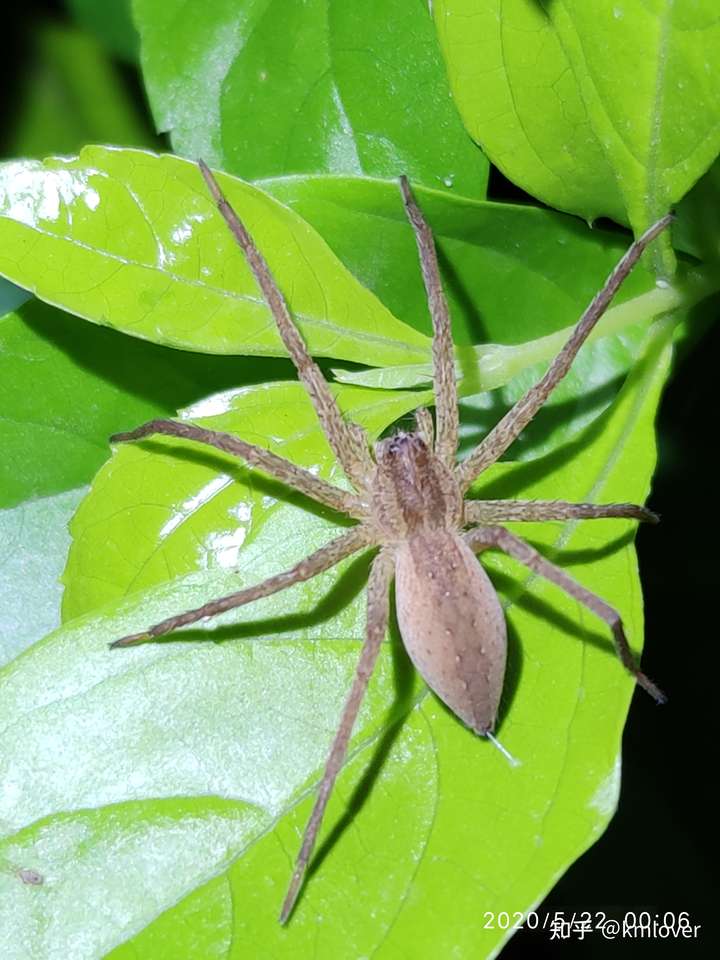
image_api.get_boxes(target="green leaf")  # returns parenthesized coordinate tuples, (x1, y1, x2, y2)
(435, 0, 720, 266)
(65, 0, 139, 63)
(0, 148, 429, 366)
(0, 318, 673, 958)
(133, 0, 488, 195)
(435, 0, 622, 221)
(0, 299, 296, 510)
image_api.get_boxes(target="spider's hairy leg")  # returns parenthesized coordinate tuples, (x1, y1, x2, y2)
(464, 500, 659, 525)
(399, 176, 459, 467)
(464, 525, 666, 704)
(415, 406, 435, 448)
(111, 419, 365, 519)
(110, 525, 373, 648)
(198, 160, 374, 490)
(456, 213, 674, 492)
(280, 547, 395, 924)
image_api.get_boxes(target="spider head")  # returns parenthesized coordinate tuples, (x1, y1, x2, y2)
(376, 429, 427, 463)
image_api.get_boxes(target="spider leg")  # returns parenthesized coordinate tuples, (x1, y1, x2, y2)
(111, 418, 364, 518)
(463, 525, 666, 704)
(399, 177, 459, 467)
(198, 160, 374, 490)
(110, 525, 373, 648)
(280, 547, 395, 924)
(464, 500, 658, 525)
(415, 406, 435, 448)
(456, 214, 674, 492)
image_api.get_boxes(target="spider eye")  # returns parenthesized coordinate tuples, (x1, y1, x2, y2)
(386, 434, 406, 455)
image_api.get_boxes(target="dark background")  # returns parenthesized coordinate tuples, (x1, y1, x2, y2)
(2, 3, 717, 957)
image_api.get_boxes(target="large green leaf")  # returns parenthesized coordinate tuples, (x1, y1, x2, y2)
(0, 317, 673, 958)
(263, 176, 652, 347)
(435, 0, 720, 269)
(0, 148, 429, 366)
(133, 0, 488, 196)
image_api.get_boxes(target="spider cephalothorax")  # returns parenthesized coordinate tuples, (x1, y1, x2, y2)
(372, 430, 462, 536)
(110, 162, 670, 922)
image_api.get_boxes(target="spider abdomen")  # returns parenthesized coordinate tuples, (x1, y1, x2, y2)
(394, 530, 507, 735)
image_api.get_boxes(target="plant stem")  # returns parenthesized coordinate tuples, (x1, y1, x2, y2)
(332, 267, 716, 399)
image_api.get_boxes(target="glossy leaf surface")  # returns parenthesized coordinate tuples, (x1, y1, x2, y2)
(0, 148, 429, 366)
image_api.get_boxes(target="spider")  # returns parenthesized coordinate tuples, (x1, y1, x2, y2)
(110, 161, 670, 923)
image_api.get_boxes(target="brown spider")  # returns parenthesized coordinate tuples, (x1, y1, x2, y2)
(110, 161, 670, 923)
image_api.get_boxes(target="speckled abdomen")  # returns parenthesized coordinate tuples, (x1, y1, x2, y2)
(394, 530, 507, 734)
